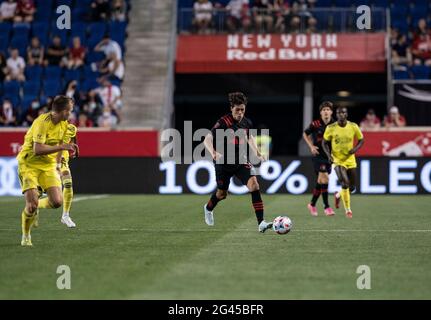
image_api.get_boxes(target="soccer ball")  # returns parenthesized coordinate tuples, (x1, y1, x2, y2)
(272, 216, 293, 235)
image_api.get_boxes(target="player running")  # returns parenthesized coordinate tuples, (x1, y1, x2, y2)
(203, 92, 273, 233)
(17, 96, 76, 246)
(57, 123, 79, 228)
(322, 106, 364, 218)
(303, 101, 335, 217)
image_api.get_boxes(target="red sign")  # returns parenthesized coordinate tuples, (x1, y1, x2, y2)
(0, 129, 159, 157)
(358, 130, 431, 157)
(176, 33, 386, 73)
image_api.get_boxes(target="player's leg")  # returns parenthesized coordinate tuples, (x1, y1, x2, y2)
(60, 167, 76, 228)
(204, 166, 231, 226)
(347, 169, 357, 194)
(237, 164, 272, 232)
(320, 165, 335, 216)
(38, 170, 63, 209)
(334, 166, 352, 218)
(21, 189, 39, 246)
(307, 159, 322, 216)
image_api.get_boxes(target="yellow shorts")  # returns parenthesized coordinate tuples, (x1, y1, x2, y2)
(18, 162, 62, 194)
(333, 161, 357, 170)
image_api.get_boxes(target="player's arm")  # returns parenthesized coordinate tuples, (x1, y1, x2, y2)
(248, 134, 266, 161)
(302, 132, 319, 156)
(322, 139, 333, 163)
(33, 143, 75, 156)
(349, 124, 365, 154)
(204, 133, 222, 161)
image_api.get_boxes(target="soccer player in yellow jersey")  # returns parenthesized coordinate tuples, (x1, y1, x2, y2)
(57, 123, 79, 228)
(17, 96, 76, 246)
(322, 107, 364, 218)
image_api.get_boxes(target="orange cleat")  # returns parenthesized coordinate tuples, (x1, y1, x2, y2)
(324, 207, 335, 216)
(307, 204, 318, 217)
(345, 210, 353, 218)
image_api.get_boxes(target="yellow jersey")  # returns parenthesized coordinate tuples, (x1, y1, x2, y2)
(17, 113, 69, 170)
(61, 123, 78, 162)
(323, 121, 363, 168)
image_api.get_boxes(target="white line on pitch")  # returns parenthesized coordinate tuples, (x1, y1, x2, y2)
(72, 195, 109, 202)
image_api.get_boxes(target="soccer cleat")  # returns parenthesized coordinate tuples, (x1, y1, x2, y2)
(324, 207, 335, 216)
(61, 216, 76, 228)
(307, 204, 318, 217)
(21, 235, 32, 247)
(345, 210, 353, 219)
(203, 204, 214, 226)
(258, 220, 273, 233)
(334, 192, 341, 209)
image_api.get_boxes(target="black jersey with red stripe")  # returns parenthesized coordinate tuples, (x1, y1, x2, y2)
(304, 118, 335, 158)
(210, 113, 253, 165)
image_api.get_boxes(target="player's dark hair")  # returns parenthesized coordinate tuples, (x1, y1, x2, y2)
(51, 95, 74, 112)
(228, 92, 247, 107)
(319, 101, 333, 112)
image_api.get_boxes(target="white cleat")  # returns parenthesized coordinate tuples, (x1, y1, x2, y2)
(258, 220, 273, 233)
(203, 204, 214, 226)
(61, 216, 76, 228)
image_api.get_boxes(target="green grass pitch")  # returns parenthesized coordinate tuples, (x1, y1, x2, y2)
(0, 195, 430, 300)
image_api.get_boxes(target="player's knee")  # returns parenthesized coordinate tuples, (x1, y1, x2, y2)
(341, 182, 349, 189)
(247, 180, 260, 192)
(26, 201, 38, 215)
(51, 198, 63, 208)
(216, 190, 227, 200)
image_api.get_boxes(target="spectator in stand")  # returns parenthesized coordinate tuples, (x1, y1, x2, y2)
(14, 0, 35, 23)
(413, 19, 430, 40)
(411, 32, 431, 66)
(0, 99, 17, 126)
(383, 106, 406, 128)
(27, 36, 44, 66)
(44, 36, 67, 67)
(95, 35, 123, 61)
(23, 99, 41, 126)
(360, 109, 381, 131)
(93, 78, 123, 122)
(81, 91, 103, 124)
(97, 105, 118, 128)
(91, 0, 110, 21)
(193, 0, 213, 34)
(0, 53, 9, 82)
(99, 52, 125, 83)
(111, 0, 127, 22)
(306, 16, 317, 33)
(0, 0, 17, 23)
(392, 33, 411, 68)
(64, 80, 82, 106)
(226, 0, 251, 33)
(284, 1, 302, 33)
(67, 37, 86, 69)
(253, 0, 274, 33)
(6, 48, 25, 82)
(78, 112, 94, 127)
(273, 0, 289, 33)
(390, 28, 399, 47)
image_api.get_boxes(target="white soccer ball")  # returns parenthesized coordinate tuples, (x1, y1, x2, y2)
(272, 216, 293, 235)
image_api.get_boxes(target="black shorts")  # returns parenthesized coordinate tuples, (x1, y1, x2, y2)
(312, 157, 332, 175)
(215, 163, 256, 191)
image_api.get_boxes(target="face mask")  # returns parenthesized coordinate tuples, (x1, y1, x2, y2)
(89, 102, 97, 111)
(32, 102, 40, 109)
(103, 111, 111, 117)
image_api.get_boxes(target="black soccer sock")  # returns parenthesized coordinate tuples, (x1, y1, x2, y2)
(321, 184, 329, 208)
(310, 183, 322, 206)
(251, 190, 264, 225)
(206, 193, 220, 211)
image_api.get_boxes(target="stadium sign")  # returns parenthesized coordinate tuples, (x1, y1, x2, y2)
(2, 158, 430, 196)
(176, 33, 386, 73)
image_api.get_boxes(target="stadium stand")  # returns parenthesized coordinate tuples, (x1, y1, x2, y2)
(0, 0, 130, 127)
(178, 0, 431, 80)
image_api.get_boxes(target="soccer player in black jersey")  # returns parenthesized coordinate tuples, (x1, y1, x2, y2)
(303, 101, 335, 217)
(203, 92, 273, 233)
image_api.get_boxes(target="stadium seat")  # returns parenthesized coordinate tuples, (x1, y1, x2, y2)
(43, 80, 63, 97)
(21, 95, 38, 112)
(55, 0, 72, 7)
(87, 51, 106, 63)
(372, 0, 389, 8)
(44, 66, 62, 80)
(334, 0, 352, 7)
(0, 22, 11, 37)
(410, 65, 431, 79)
(82, 79, 99, 92)
(25, 65, 43, 79)
(23, 81, 41, 97)
(4, 80, 21, 98)
(64, 68, 82, 82)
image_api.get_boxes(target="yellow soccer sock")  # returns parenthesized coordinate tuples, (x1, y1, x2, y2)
(21, 209, 35, 236)
(62, 178, 73, 215)
(340, 188, 351, 212)
(38, 197, 54, 209)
